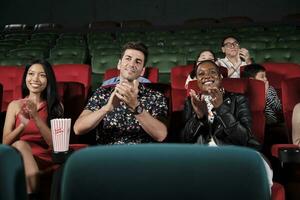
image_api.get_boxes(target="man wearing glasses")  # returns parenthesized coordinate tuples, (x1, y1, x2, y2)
(217, 36, 252, 78)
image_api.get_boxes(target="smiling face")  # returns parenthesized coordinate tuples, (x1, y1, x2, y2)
(196, 61, 222, 94)
(118, 49, 145, 82)
(26, 63, 47, 94)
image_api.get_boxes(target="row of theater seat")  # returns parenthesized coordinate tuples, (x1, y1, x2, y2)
(1, 62, 300, 143)
(0, 143, 286, 200)
(1, 65, 298, 199)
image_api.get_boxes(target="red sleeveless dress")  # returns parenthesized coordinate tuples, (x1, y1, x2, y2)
(15, 102, 53, 169)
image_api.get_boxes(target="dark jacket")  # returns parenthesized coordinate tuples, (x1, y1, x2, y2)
(181, 91, 261, 150)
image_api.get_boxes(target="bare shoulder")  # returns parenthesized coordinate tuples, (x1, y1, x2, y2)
(7, 99, 23, 114)
(294, 103, 300, 111)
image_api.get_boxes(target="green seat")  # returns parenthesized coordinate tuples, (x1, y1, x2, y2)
(237, 26, 265, 33)
(0, 57, 29, 66)
(7, 48, 48, 59)
(48, 57, 85, 65)
(253, 48, 300, 64)
(272, 41, 300, 49)
(148, 53, 186, 83)
(91, 53, 119, 74)
(278, 34, 300, 42)
(31, 32, 59, 40)
(4, 33, 30, 40)
(50, 47, 87, 62)
(59, 33, 84, 40)
(0, 43, 15, 52)
(0, 144, 27, 200)
(90, 48, 120, 57)
(267, 25, 297, 32)
(148, 46, 178, 54)
(26, 38, 54, 46)
(55, 38, 86, 47)
(243, 35, 277, 43)
(87, 32, 114, 42)
(168, 38, 201, 47)
(89, 41, 120, 51)
(18, 43, 50, 50)
(240, 41, 268, 50)
(61, 144, 270, 200)
(91, 73, 103, 91)
(0, 38, 25, 46)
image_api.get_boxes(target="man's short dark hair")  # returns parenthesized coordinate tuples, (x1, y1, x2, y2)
(241, 64, 266, 78)
(120, 41, 148, 66)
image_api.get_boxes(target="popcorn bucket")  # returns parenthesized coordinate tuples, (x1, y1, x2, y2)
(50, 118, 71, 153)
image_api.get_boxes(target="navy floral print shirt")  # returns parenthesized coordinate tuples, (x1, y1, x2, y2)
(85, 84, 168, 144)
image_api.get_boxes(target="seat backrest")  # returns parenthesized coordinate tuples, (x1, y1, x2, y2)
(103, 67, 159, 83)
(0, 144, 27, 200)
(254, 49, 300, 63)
(57, 82, 86, 143)
(0, 66, 24, 111)
(61, 144, 270, 200)
(0, 83, 3, 111)
(53, 64, 92, 99)
(187, 78, 266, 143)
(281, 77, 300, 143)
(261, 62, 300, 99)
(148, 53, 187, 83)
(91, 53, 119, 74)
(170, 64, 193, 112)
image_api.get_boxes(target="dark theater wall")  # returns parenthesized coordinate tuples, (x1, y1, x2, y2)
(0, 0, 300, 28)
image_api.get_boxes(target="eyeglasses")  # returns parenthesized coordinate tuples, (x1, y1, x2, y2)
(223, 41, 239, 48)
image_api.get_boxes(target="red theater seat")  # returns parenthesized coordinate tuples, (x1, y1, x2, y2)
(0, 66, 24, 112)
(271, 182, 286, 200)
(53, 64, 92, 99)
(171, 64, 194, 112)
(261, 62, 300, 99)
(57, 82, 86, 143)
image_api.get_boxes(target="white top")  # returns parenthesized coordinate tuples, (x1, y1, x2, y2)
(217, 57, 247, 78)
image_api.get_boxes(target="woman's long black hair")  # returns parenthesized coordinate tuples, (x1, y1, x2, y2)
(21, 59, 64, 125)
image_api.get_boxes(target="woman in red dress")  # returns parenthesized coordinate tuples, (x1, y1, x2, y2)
(2, 59, 63, 194)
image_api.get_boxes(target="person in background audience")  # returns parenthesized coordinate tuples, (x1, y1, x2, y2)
(2, 60, 63, 197)
(241, 64, 283, 125)
(181, 60, 273, 191)
(218, 36, 252, 78)
(185, 50, 216, 88)
(74, 41, 168, 144)
(292, 103, 300, 146)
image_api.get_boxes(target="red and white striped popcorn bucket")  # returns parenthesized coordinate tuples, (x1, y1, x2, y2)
(50, 118, 71, 152)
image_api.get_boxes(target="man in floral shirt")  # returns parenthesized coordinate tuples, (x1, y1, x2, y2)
(74, 41, 168, 144)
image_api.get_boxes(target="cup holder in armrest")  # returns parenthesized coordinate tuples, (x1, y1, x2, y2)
(279, 148, 300, 164)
